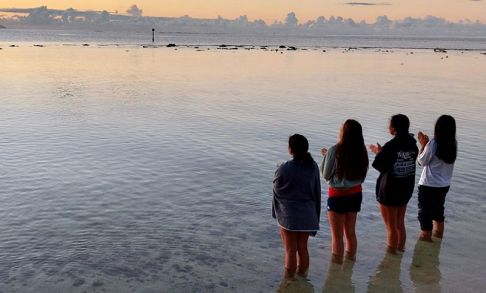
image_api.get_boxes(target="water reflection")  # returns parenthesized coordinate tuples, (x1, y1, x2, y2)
(367, 252, 403, 293)
(277, 276, 314, 293)
(409, 239, 442, 293)
(322, 259, 355, 293)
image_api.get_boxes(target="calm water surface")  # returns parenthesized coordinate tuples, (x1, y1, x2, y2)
(1, 44, 485, 292)
(2, 28, 486, 49)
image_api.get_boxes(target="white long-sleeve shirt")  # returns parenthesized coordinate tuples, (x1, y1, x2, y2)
(418, 139, 454, 187)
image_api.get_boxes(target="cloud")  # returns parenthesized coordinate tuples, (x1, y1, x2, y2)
(1, 7, 485, 37)
(345, 2, 391, 5)
(126, 5, 143, 17)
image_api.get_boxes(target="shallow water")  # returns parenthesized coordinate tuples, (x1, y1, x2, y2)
(1, 43, 485, 292)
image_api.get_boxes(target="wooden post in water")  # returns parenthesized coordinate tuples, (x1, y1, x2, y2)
(152, 28, 155, 43)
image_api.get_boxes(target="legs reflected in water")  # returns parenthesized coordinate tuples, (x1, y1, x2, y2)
(277, 275, 315, 293)
(410, 239, 442, 293)
(322, 258, 356, 293)
(367, 250, 404, 293)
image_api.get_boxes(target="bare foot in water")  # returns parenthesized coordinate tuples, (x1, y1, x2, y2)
(419, 231, 434, 242)
(345, 251, 356, 261)
(332, 253, 343, 264)
(297, 267, 308, 278)
(284, 268, 296, 280)
(433, 221, 444, 238)
(387, 246, 398, 255)
(432, 230, 443, 239)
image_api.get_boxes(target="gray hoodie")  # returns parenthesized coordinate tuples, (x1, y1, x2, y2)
(272, 160, 321, 235)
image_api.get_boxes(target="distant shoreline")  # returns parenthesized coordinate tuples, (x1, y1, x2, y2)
(1, 41, 485, 53)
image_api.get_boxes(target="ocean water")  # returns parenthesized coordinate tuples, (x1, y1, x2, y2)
(1, 35, 486, 293)
(2, 28, 486, 49)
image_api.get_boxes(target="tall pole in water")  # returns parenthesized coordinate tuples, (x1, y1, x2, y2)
(152, 28, 155, 43)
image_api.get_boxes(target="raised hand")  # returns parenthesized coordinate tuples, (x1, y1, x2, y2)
(418, 131, 429, 146)
(369, 143, 382, 154)
(321, 147, 328, 157)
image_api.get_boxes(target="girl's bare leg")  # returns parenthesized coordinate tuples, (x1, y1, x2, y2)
(397, 205, 408, 251)
(380, 204, 398, 254)
(344, 212, 358, 260)
(328, 211, 345, 263)
(296, 232, 310, 277)
(433, 221, 444, 238)
(280, 228, 298, 279)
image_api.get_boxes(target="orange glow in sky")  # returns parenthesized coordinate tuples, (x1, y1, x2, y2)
(2, 0, 485, 22)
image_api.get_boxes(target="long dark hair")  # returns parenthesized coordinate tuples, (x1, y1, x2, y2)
(335, 119, 369, 180)
(435, 115, 457, 164)
(390, 114, 410, 136)
(289, 134, 314, 166)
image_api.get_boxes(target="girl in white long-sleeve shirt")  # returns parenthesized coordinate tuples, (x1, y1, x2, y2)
(417, 115, 457, 242)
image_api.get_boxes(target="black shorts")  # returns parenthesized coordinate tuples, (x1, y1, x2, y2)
(327, 192, 362, 214)
(418, 185, 450, 231)
(377, 193, 412, 207)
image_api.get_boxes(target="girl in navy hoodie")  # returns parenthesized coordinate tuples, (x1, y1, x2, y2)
(370, 114, 418, 254)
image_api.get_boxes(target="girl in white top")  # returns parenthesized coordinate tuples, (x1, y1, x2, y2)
(417, 115, 457, 242)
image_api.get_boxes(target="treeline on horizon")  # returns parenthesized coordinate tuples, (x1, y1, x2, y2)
(1, 6, 485, 36)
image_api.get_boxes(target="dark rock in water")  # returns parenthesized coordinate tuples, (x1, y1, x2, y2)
(142, 44, 157, 48)
(167, 43, 176, 47)
(92, 280, 104, 288)
(287, 46, 297, 51)
(194, 46, 199, 49)
(219, 44, 227, 48)
(434, 48, 447, 53)
(10, 44, 18, 47)
(73, 279, 85, 287)
(322, 49, 327, 52)
(481, 52, 486, 55)
(219, 281, 229, 287)
(82, 44, 90, 47)
(34, 44, 44, 47)
(279, 45, 286, 49)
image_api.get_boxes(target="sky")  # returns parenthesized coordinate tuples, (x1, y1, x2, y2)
(1, 0, 485, 23)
